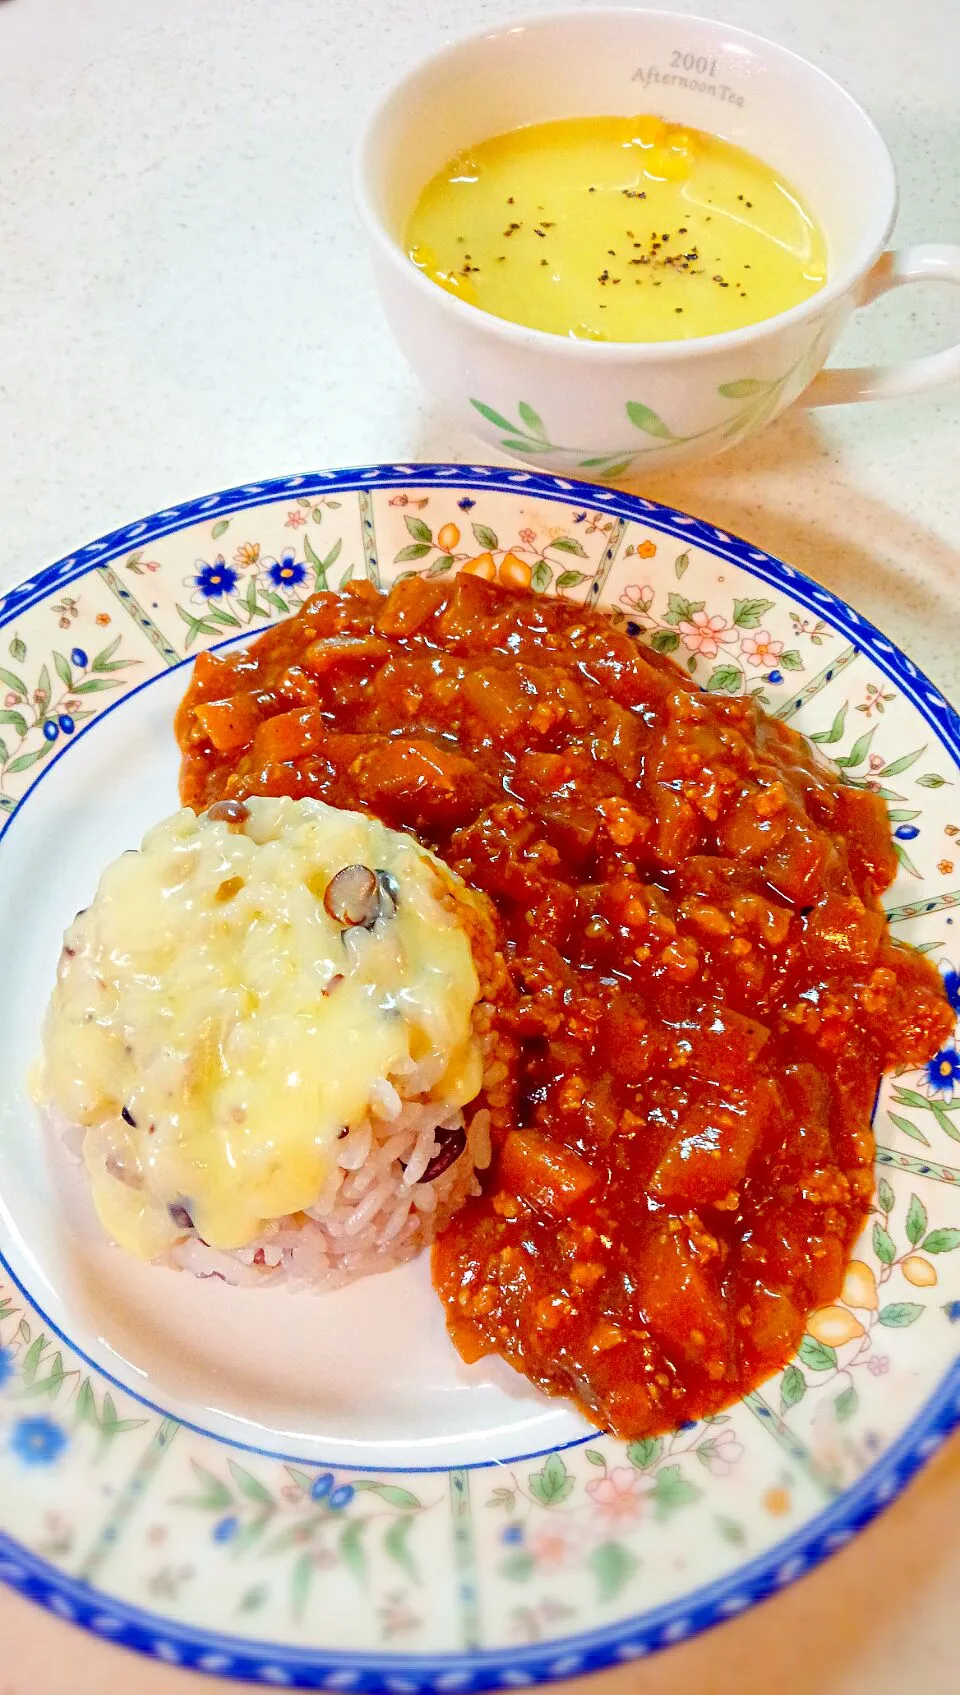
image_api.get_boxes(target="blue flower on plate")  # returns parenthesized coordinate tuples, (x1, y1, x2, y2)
(940, 964, 960, 1015)
(924, 1046, 960, 1099)
(10, 1415, 68, 1467)
(943, 1300, 960, 1323)
(329, 1484, 355, 1511)
(194, 557, 238, 599)
(502, 1524, 524, 1545)
(70, 647, 88, 669)
(0, 1345, 15, 1390)
(213, 1514, 240, 1543)
(457, 497, 476, 511)
(267, 549, 307, 591)
(766, 669, 784, 685)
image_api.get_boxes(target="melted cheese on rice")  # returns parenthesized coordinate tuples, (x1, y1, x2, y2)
(41, 797, 485, 1259)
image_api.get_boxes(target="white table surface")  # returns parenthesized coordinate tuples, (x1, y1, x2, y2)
(1, 0, 959, 1688)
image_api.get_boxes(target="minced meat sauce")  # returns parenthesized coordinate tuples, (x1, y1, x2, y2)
(176, 575, 953, 1437)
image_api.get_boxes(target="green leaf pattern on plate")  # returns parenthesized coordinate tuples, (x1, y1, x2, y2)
(0, 632, 141, 805)
(485, 1418, 733, 1603)
(777, 1184, 960, 1449)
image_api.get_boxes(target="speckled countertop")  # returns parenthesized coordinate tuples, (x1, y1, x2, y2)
(1, 0, 959, 1689)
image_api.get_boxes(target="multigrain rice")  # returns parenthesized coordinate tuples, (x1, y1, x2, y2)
(41, 798, 516, 1291)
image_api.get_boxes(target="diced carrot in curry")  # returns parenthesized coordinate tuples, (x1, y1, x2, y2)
(303, 634, 392, 675)
(834, 785, 899, 893)
(804, 892, 885, 967)
(194, 694, 262, 754)
(374, 575, 448, 637)
(637, 1225, 728, 1363)
(499, 1130, 598, 1217)
(650, 1087, 763, 1207)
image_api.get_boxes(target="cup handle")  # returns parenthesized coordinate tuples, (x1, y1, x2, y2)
(799, 243, 960, 406)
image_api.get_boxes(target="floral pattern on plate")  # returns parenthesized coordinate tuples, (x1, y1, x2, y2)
(374, 486, 617, 600)
(0, 585, 165, 817)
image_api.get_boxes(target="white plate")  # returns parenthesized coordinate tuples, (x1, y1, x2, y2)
(1, 465, 959, 1689)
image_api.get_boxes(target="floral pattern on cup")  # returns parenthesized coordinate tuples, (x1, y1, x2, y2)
(467, 332, 829, 481)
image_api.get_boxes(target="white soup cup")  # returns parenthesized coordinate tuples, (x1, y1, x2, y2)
(356, 9, 960, 477)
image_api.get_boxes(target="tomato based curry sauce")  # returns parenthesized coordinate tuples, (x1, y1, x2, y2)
(177, 576, 953, 1437)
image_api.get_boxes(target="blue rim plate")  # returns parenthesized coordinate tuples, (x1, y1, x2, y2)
(1, 463, 959, 1689)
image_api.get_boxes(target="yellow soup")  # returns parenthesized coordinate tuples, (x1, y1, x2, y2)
(405, 115, 827, 342)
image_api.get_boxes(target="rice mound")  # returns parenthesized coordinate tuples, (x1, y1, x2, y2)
(41, 796, 516, 1290)
(170, 1086, 496, 1290)
(169, 982, 514, 1293)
